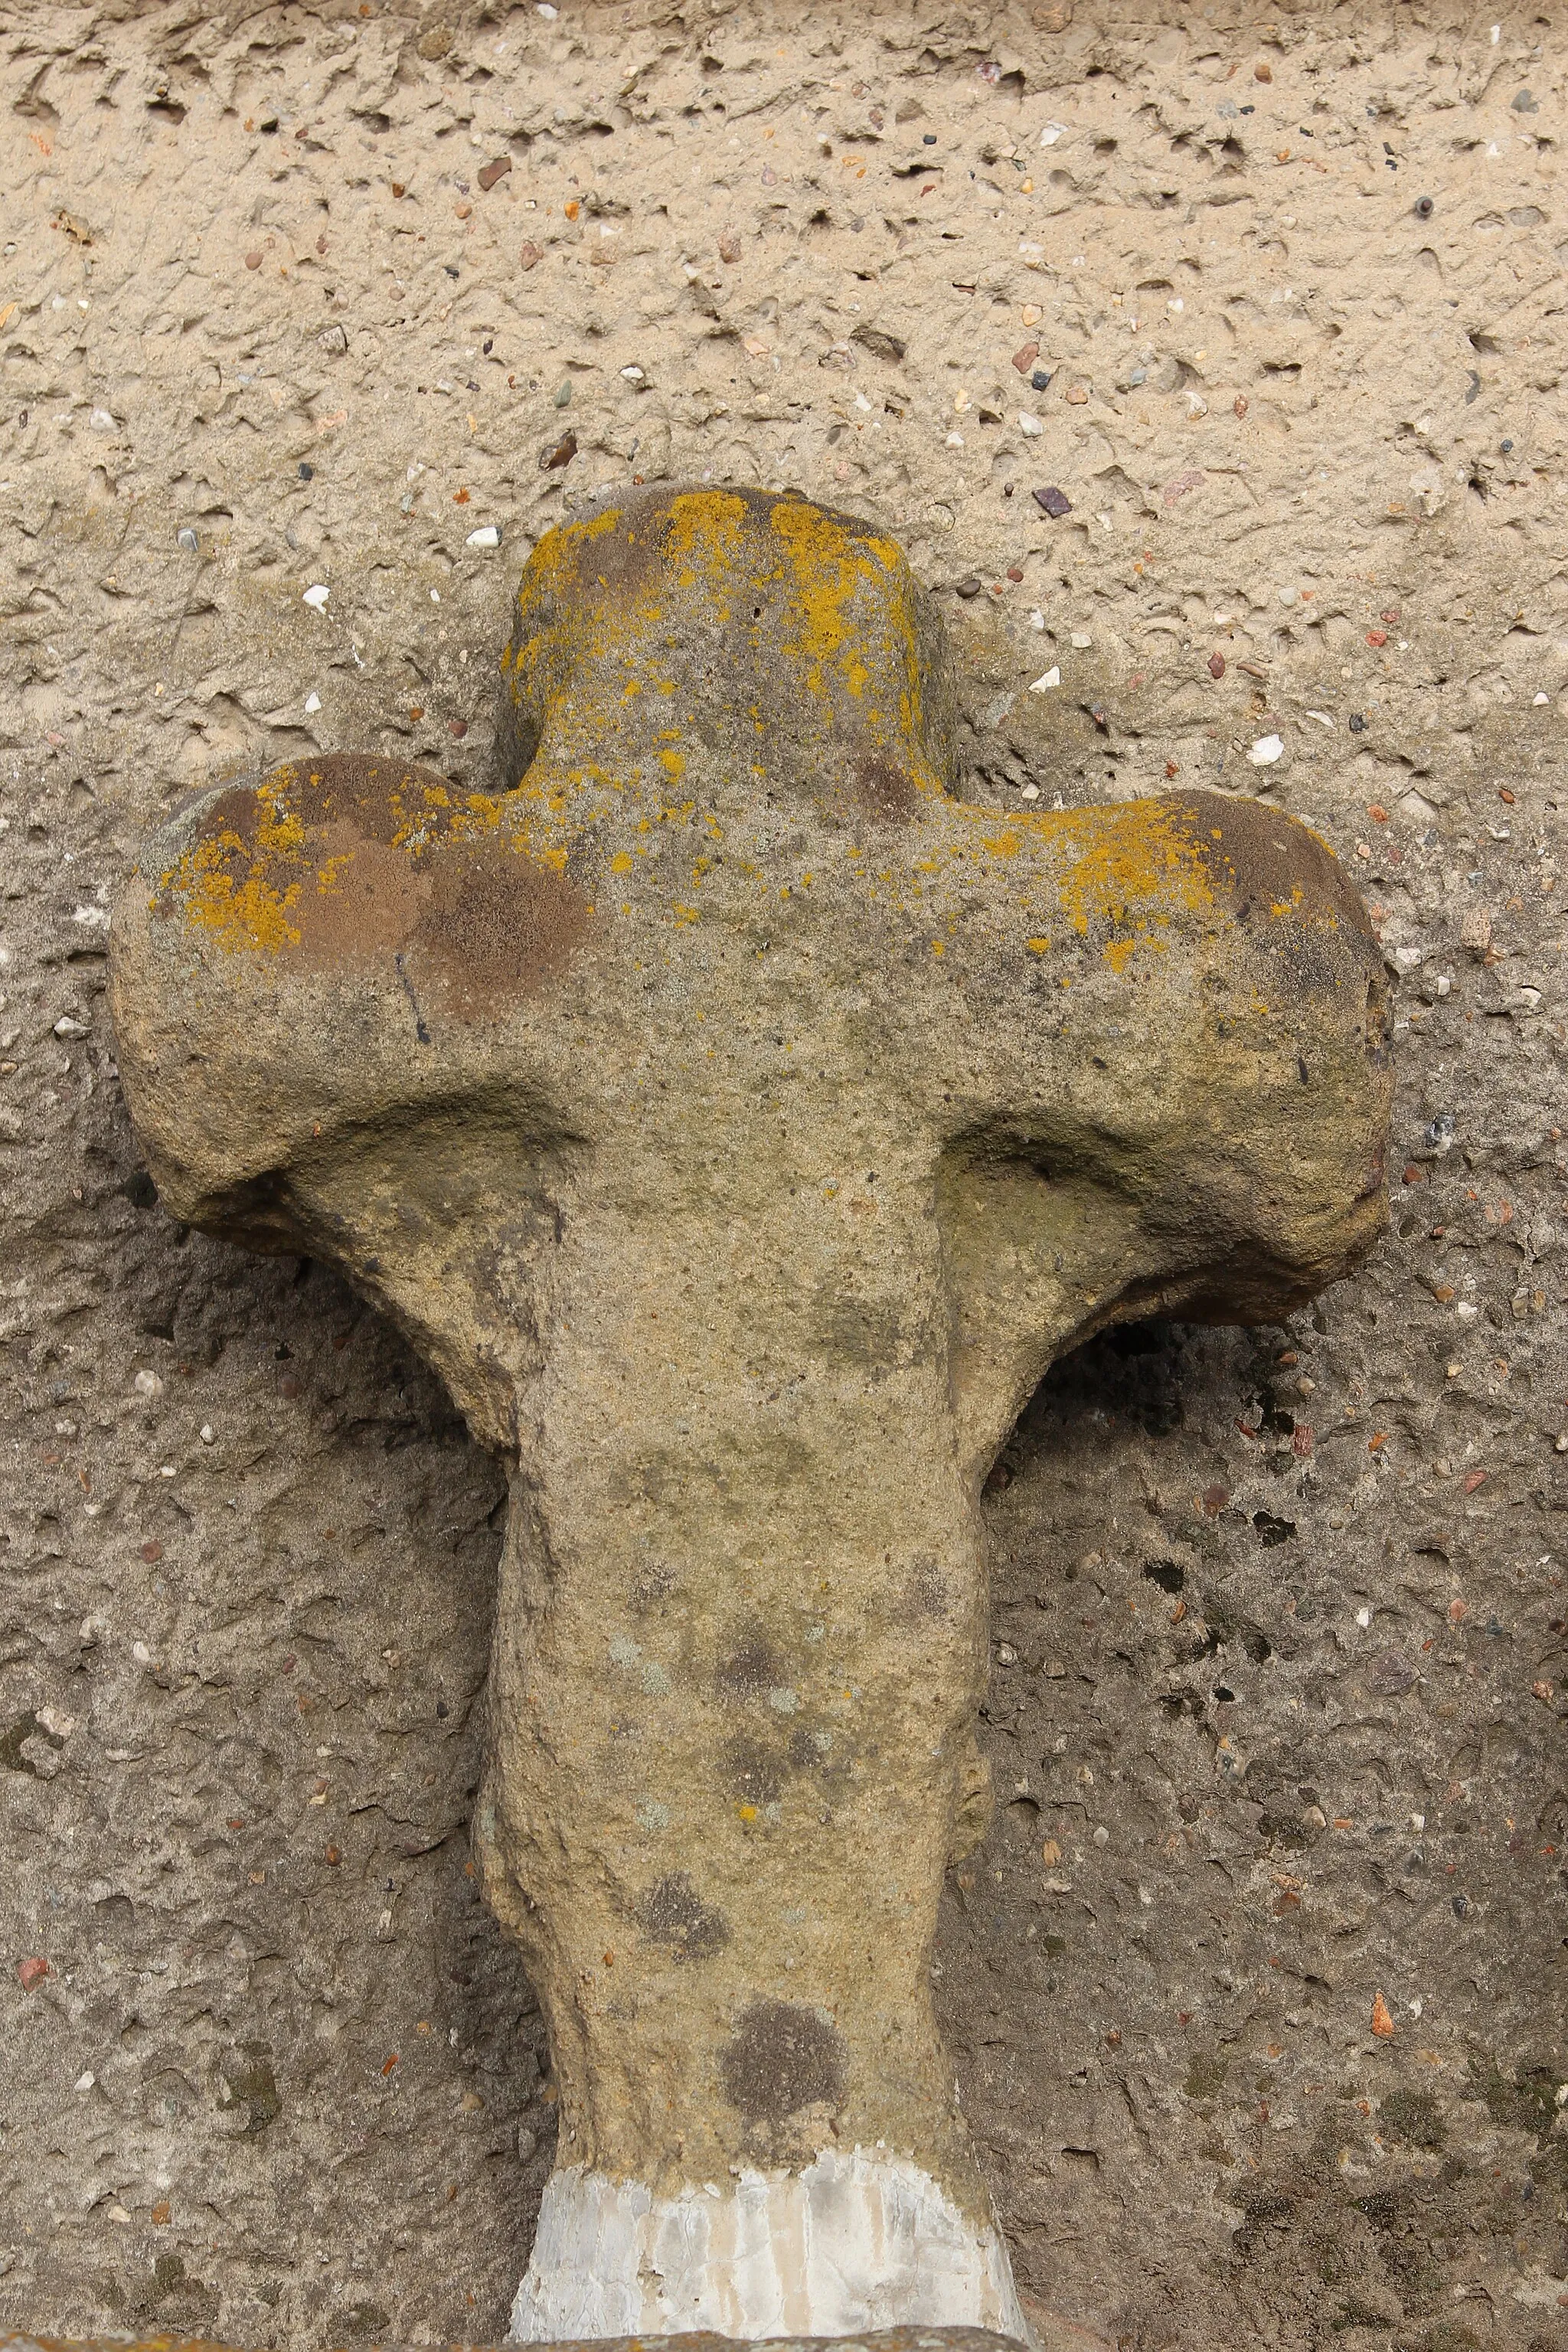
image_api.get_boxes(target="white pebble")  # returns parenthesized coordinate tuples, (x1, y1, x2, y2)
(1356, 1606, 1372, 1627)
(1018, 413, 1044, 436)
(1021, 783, 1040, 799)
(1305, 709, 1334, 727)
(75, 2073, 96, 2094)
(133, 1369, 164, 1397)
(1249, 733, 1285, 766)
(945, 432, 965, 448)
(1455, 1301, 1478, 1322)
(1070, 631, 1093, 649)
(536, 2, 557, 14)
(1534, 691, 1549, 704)
(1038, 122, 1067, 146)
(200, 1423, 214, 1443)
(620, 365, 645, 381)
(466, 524, 501, 548)
(304, 691, 322, 714)
(1028, 608, 1045, 629)
(1028, 667, 1060, 693)
(302, 583, 330, 611)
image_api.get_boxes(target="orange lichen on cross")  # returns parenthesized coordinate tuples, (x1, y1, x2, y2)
(1050, 800, 1216, 938)
(772, 495, 901, 704)
(158, 769, 308, 953)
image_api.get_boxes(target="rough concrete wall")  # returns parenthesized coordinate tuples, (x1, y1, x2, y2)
(0, 2, 1564, 2348)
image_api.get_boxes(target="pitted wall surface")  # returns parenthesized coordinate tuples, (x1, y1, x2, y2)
(2, 3, 1565, 2348)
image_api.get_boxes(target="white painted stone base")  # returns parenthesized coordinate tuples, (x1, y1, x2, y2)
(508, 2145, 1031, 2343)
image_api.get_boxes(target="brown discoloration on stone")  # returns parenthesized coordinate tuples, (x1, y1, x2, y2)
(1182, 791, 1378, 940)
(851, 753, 923, 825)
(148, 751, 590, 1006)
(111, 488, 1390, 2324)
(719, 1998, 850, 2128)
(413, 844, 590, 1013)
(189, 752, 456, 856)
(305, 822, 430, 962)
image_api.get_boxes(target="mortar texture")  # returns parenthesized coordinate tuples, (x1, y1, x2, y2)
(1, 4, 1566, 2351)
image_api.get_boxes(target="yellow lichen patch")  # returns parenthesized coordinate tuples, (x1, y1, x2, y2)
(611, 852, 634, 875)
(430, 791, 506, 841)
(160, 769, 313, 953)
(1026, 937, 1050, 956)
(664, 489, 747, 595)
(1050, 800, 1214, 938)
(164, 830, 304, 953)
(771, 498, 910, 712)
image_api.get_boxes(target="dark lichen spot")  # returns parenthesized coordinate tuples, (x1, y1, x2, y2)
(636, 1871, 730, 1963)
(1468, 2054, 1559, 2142)
(716, 1632, 778, 1698)
(723, 1736, 782, 1805)
(217, 2045, 280, 2136)
(1380, 2087, 1447, 2150)
(719, 1998, 848, 2124)
(1184, 2050, 1229, 2101)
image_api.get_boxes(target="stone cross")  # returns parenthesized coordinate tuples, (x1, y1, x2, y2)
(110, 488, 1390, 2344)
